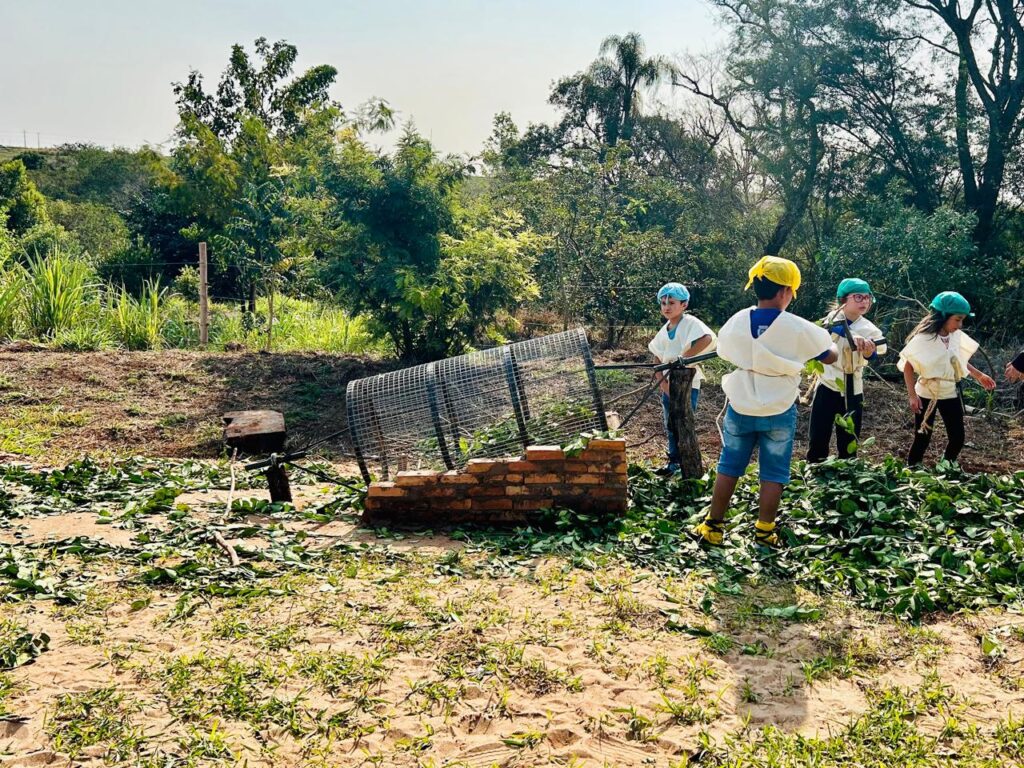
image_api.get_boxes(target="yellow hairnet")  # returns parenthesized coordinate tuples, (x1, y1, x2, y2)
(745, 256, 802, 297)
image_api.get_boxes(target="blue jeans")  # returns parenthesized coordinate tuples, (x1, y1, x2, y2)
(661, 389, 700, 463)
(716, 404, 798, 484)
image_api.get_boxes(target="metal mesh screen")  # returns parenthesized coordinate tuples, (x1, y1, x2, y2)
(346, 329, 608, 481)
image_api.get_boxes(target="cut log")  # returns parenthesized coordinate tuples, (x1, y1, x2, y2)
(222, 410, 286, 455)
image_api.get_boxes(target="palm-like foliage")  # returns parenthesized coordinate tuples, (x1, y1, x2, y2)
(591, 33, 677, 146)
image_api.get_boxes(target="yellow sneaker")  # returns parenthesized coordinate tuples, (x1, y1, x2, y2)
(754, 520, 781, 549)
(695, 517, 725, 547)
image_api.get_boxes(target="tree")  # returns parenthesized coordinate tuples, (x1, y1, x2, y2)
(550, 32, 676, 156)
(308, 127, 540, 361)
(173, 37, 338, 141)
(0, 160, 49, 237)
(901, 0, 1024, 251)
(677, 0, 842, 256)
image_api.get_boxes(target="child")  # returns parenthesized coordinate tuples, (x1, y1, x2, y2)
(806, 278, 888, 462)
(695, 256, 837, 549)
(898, 291, 995, 465)
(648, 282, 716, 475)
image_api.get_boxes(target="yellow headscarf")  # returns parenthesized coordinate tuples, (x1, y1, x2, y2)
(745, 256, 802, 297)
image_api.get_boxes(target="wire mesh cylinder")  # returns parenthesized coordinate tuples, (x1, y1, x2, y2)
(346, 329, 608, 481)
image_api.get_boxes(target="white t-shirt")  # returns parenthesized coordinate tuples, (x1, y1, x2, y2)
(648, 315, 717, 389)
(898, 330, 978, 400)
(717, 308, 833, 416)
(819, 314, 887, 396)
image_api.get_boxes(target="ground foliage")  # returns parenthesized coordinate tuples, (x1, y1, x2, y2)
(458, 458, 1024, 622)
(3, 455, 1024, 624)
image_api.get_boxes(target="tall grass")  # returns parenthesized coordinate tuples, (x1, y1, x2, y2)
(0, 266, 25, 340)
(107, 280, 164, 350)
(25, 252, 93, 339)
(0, 253, 389, 356)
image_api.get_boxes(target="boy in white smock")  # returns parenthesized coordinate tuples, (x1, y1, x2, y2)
(648, 282, 717, 475)
(696, 256, 837, 549)
(898, 291, 995, 465)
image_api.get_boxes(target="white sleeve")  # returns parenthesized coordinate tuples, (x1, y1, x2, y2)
(687, 315, 717, 352)
(959, 332, 980, 364)
(801, 320, 834, 360)
(648, 326, 666, 359)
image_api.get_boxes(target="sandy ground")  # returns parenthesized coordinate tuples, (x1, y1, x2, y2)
(1, 483, 1023, 766)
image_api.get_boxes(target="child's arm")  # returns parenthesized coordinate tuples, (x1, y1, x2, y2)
(685, 333, 713, 357)
(903, 364, 922, 413)
(967, 363, 996, 391)
(819, 344, 839, 365)
(651, 356, 669, 395)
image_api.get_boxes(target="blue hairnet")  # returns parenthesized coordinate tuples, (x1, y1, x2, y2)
(657, 282, 690, 302)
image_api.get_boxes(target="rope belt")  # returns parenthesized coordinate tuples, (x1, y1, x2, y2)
(916, 358, 965, 434)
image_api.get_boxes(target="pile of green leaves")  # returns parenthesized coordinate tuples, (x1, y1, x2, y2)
(460, 458, 1024, 620)
(0, 457, 366, 607)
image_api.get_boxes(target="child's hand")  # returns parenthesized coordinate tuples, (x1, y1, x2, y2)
(853, 336, 875, 357)
(908, 393, 922, 413)
(1006, 362, 1024, 383)
(977, 372, 997, 391)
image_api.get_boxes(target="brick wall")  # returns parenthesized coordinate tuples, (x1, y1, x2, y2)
(363, 438, 628, 525)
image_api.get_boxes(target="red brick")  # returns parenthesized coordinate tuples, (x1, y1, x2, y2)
(394, 470, 439, 486)
(525, 446, 565, 461)
(509, 460, 542, 472)
(586, 438, 626, 452)
(367, 483, 406, 498)
(440, 471, 478, 485)
(505, 485, 531, 496)
(566, 474, 603, 485)
(467, 459, 497, 473)
(445, 499, 473, 511)
(514, 498, 552, 511)
(473, 498, 514, 511)
(525, 473, 561, 484)
(422, 487, 457, 498)
(467, 485, 507, 498)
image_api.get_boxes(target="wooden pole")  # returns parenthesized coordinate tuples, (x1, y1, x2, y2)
(198, 242, 209, 348)
(669, 367, 703, 478)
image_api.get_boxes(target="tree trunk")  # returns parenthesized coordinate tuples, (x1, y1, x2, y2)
(248, 282, 257, 314)
(668, 367, 702, 478)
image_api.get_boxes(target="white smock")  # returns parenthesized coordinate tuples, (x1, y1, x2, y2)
(718, 308, 833, 417)
(819, 314, 887, 397)
(648, 314, 717, 390)
(897, 330, 978, 401)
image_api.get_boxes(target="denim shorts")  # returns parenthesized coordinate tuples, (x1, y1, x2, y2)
(716, 403, 798, 484)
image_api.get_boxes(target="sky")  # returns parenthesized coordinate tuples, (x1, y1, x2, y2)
(0, 0, 725, 156)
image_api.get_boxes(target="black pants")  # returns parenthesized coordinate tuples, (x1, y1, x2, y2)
(807, 385, 863, 462)
(907, 396, 965, 465)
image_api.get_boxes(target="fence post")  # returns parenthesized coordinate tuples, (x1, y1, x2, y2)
(669, 367, 703, 478)
(199, 242, 209, 348)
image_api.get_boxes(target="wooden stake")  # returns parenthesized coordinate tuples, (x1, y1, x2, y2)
(669, 367, 703, 478)
(198, 242, 209, 347)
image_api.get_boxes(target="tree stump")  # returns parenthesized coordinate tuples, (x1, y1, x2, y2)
(668, 367, 703, 478)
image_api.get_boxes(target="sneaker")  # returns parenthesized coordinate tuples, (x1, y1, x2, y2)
(753, 520, 782, 550)
(695, 517, 724, 547)
(655, 462, 680, 477)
